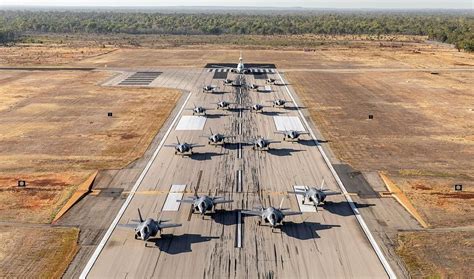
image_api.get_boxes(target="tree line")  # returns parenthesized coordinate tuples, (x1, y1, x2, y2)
(0, 10, 472, 51)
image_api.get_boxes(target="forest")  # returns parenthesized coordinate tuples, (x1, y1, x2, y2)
(0, 10, 472, 51)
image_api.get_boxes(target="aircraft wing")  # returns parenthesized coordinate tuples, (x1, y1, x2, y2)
(241, 210, 263, 217)
(287, 190, 306, 196)
(323, 191, 341, 196)
(190, 144, 206, 148)
(117, 223, 137, 229)
(176, 198, 195, 203)
(213, 198, 234, 204)
(159, 223, 182, 229)
(164, 144, 177, 147)
(282, 211, 302, 216)
(274, 131, 286, 134)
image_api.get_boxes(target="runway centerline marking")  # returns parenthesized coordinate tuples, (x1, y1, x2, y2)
(275, 70, 396, 279)
(237, 211, 242, 248)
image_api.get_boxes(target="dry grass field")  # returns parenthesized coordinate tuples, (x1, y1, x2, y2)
(0, 70, 180, 223)
(0, 226, 79, 278)
(397, 231, 473, 278)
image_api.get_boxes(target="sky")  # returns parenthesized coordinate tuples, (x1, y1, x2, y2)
(0, 0, 472, 9)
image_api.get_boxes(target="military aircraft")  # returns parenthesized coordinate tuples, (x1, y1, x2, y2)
(177, 188, 233, 216)
(241, 199, 301, 229)
(165, 137, 204, 155)
(275, 130, 310, 141)
(247, 83, 259, 90)
(119, 209, 181, 242)
(266, 78, 276, 84)
(248, 103, 265, 113)
(223, 78, 233, 85)
(288, 179, 341, 211)
(249, 136, 279, 151)
(203, 85, 218, 93)
(269, 99, 292, 108)
(216, 100, 234, 110)
(203, 128, 234, 146)
(188, 104, 207, 115)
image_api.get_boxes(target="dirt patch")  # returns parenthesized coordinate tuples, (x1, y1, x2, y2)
(0, 226, 79, 278)
(0, 70, 181, 223)
(397, 231, 473, 278)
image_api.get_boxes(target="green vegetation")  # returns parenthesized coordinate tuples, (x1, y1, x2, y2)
(0, 10, 472, 51)
(0, 29, 17, 44)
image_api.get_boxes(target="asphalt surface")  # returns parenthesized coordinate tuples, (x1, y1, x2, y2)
(79, 68, 390, 278)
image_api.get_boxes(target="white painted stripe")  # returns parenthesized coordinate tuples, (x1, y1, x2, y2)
(276, 70, 396, 279)
(293, 186, 316, 212)
(175, 116, 207, 130)
(162, 185, 186, 211)
(239, 122, 242, 135)
(80, 86, 195, 279)
(238, 143, 242, 159)
(273, 116, 306, 132)
(218, 68, 222, 72)
(237, 170, 242, 192)
(237, 211, 242, 248)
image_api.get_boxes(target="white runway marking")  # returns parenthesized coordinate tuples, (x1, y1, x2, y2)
(273, 116, 306, 131)
(293, 186, 317, 212)
(237, 211, 242, 248)
(175, 116, 207, 130)
(162, 185, 187, 211)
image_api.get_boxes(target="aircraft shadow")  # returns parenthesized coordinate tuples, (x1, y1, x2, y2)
(267, 148, 303, 156)
(210, 209, 238, 226)
(227, 108, 241, 113)
(261, 111, 283, 116)
(205, 113, 226, 119)
(221, 143, 240, 150)
(280, 221, 340, 240)
(321, 201, 375, 217)
(190, 152, 223, 161)
(283, 106, 307, 111)
(151, 233, 219, 254)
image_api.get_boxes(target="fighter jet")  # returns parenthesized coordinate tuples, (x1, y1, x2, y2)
(165, 137, 203, 155)
(215, 100, 234, 110)
(269, 99, 292, 108)
(275, 130, 310, 141)
(247, 83, 259, 90)
(188, 104, 207, 115)
(288, 179, 341, 211)
(203, 128, 234, 146)
(119, 208, 181, 242)
(249, 136, 279, 151)
(177, 189, 233, 216)
(266, 78, 276, 84)
(223, 78, 233, 85)
(241, 199, 301, 229)
(248, 103, 265, 113)
(203, 85, 217, 93)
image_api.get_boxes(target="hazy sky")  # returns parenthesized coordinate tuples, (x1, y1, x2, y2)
(1, 0, 472, 9)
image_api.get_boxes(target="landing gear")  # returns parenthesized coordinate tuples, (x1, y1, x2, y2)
(258, 220, 262, 226)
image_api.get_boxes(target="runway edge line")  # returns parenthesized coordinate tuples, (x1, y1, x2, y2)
(79, 88, 195, 279)
(276, 70, 397, 279)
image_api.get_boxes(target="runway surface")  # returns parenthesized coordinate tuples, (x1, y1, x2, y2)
(83, 68, 389, 278)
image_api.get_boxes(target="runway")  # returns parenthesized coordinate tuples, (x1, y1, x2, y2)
(82, 68, 390, 278)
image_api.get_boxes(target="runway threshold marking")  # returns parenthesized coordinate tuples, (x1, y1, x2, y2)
(162, 184, 186, 211)
(275, 70, 397, 279)
(175, 116, 207, 130)
(293, 186, 317, 213)
(273, 116, 306, 132)
(80, 87, 195, 279)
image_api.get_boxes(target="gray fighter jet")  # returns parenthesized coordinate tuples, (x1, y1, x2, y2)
(266, 78, 276, 84)
(177, 189, 233, 216)
(203, 85, 217, 93)
(165, 137, 204, 155)
(188, 104, 207, 115)
(119, 209, 181, 242)
(216, 100, 234, 110)
(288, 179, 341, 210)
(269, 99, 292, 108)
(241, 199, 301, 229)
(248, 103, 265, 113)
(275, 130, 310, 141)
(204, 128, 234, 145)
(248, 83, 259, 90)
(249, 136, 279, 151)
(223, 78, 233, 85)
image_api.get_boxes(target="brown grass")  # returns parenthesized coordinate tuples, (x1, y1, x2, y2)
(0, 226, 79, 278)
(0, 70, 181, 223)
(397, 231, 473, 278)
